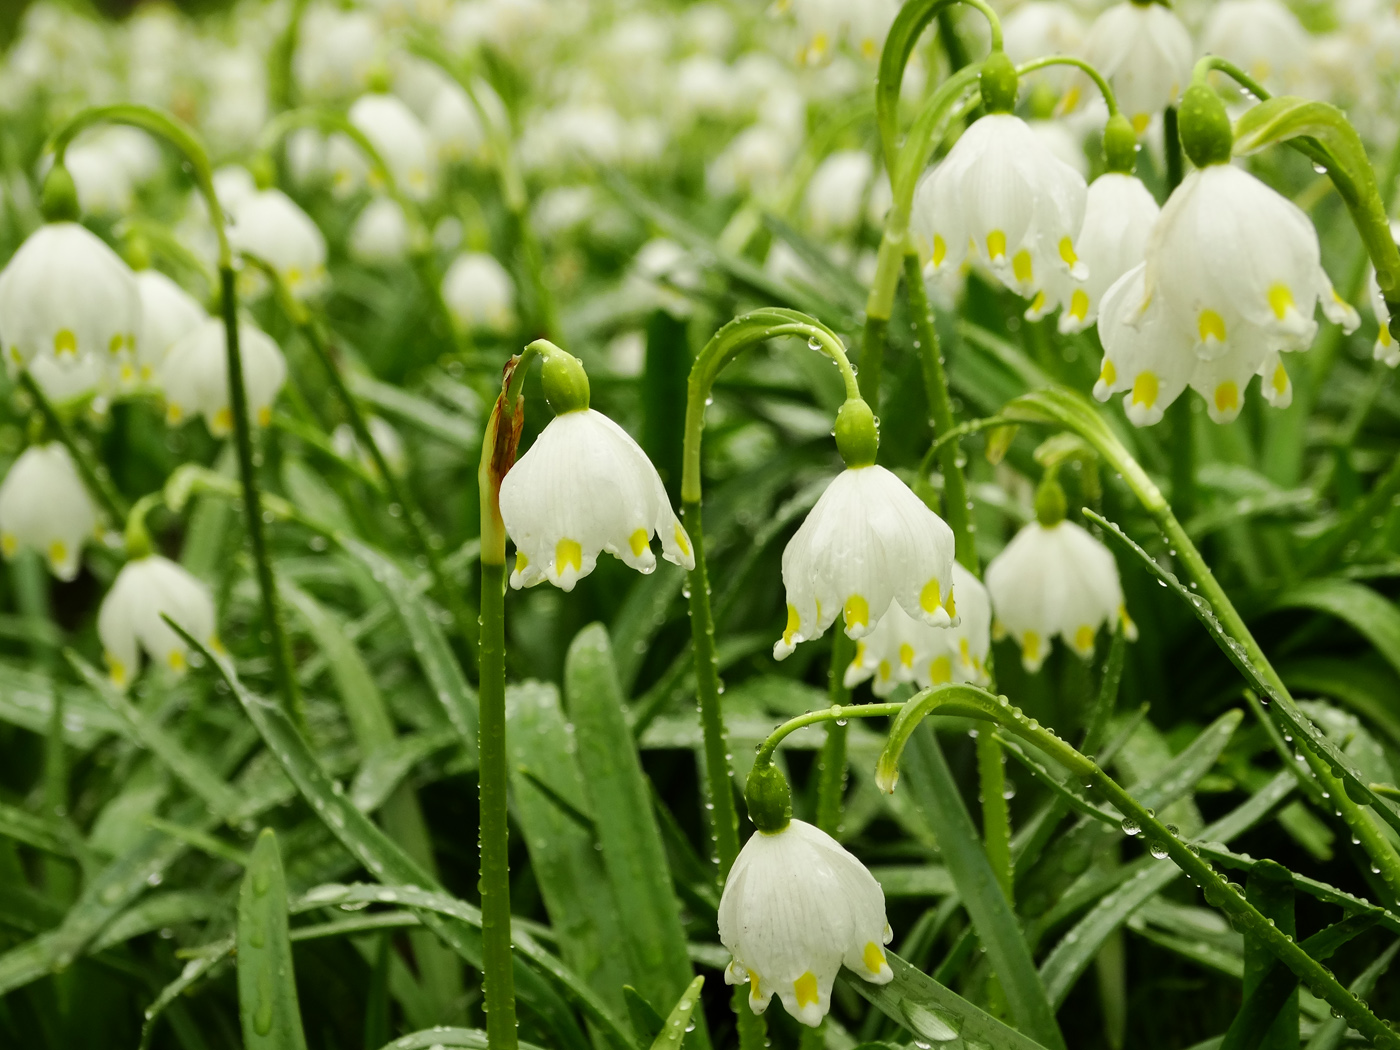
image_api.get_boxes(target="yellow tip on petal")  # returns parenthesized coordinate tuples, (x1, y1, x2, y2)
(898, 642, 915, 669)
(783, 604, 801, 647)
(629, 527, 649, 557)
(931, 234, 946, 267)
(929, 655, 952, 684)
(1021, 631, 1042, 667)
(1070, 289, 1090, 321)
(1131, 371, 1158, 409)
(986, 230, 1007, 262)
(748, 970, 762, 999)
(54, 329, 77, 358)
(844, 594, 869, 632)
(1099, 358, 1116, 386)
(1268, 284, 1295, 320)
(1131, 112, 1150, 134)
(946, 589, 956, 619)
(674, 523, 691, 559)
(1272, 363, 1289, 396)
(877, 659, 892, 682)
(514, 550, 529, 572)
(863, 941, 886, 974)
(109, 333, 125, 356)
(1074, 624, 1096, 653)
(213, 407, 233, 434)
(1012, 249, 1034, 284)
(1058, 237, 1078, 268)
(106, 656, 127, 687)
(1, 533, 16, 558)
(555, 538, 583, 575)
(919, 578, 942, 614)
(1214, 380, 1239, 415)
(1198, 309, 1226, 344)
(47, 539, 68, 570)
(257, 406, 272, 426)
(167, 649, 186, 671)
(794, 972, 819, 1008)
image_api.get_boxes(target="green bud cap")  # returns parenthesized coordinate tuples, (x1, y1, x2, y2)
(540, 348, 591, 414)
(366, 65, 392, 94)
(41, 163, 80, 223)
(1178, 84, 1234, 168)
(1034, 473, 1067, 527)
(745, 761, 792, 833)
(980, 50, 1020, 114)
(1102, 113, 1139, 173)
(249, 152, 277, 191)
(124, 233, 152, 272)
(834, 397, 879, 467)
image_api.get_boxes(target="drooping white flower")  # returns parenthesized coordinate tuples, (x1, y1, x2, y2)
(28, 352, 105, 407)
(804, 149, 874, 239)
(707, 123, 798, 199)
(780, 0, 898, 64)
(0, 222, 140, 375)
(1080, 1, 1194, 134)
(499, 408, 694, 591)
(133, 270, 206, 386)
(293, 4, 381, 101)
(775, 466, 956, 660)
(160, 317, 287, 437)
(1099, 163, 1358, 425)
(63, 139, 136, 217)
(845, 563, 991, 695)
(985, 518, 1134, 673)
(1202, 0, 1311, 95)
(1003, 2, 1085, 95)
(228, 189, 329, 300)
(719, 818, 893, 1027)
(442, 251, 515, 332)
(0, 443, 99, 580)
(426, 81, 495, 165)
(329, 93, 438, 200)
(97, 554, 218, 687)
(1034, 172, 1160, 332)
(1369, 268, 1400, 367)
(911, 114, 1087, 301)
(348, 197, 411, 265)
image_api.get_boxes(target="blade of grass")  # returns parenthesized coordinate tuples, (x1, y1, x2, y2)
(238, 829, 309, 1050)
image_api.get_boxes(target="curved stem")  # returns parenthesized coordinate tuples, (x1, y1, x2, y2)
(117, 218, 217, 299)
(1192, 55, 1271, 101)
(1014, 56, 1119, 116)
(905, 253, 977, 571)
(756, 703, 905, 765)
(18, 371, 128, 523)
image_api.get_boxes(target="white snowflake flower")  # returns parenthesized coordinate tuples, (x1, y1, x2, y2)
(1080, 2, 1194, 134)
(133, 270, 205, 386)
(1003, 2, 1085, 95)
(911, 114, 1087, 301)
(442, 252, 515, 332)
(804, 150, 874, 239)
(97, 554, 219, 687)
(1369, 268, 1400, 367)
(329, 93, 437, 201)
(349, 197, 411, 265)
(228, 189, 329, 301)
(0, 443, 99, 580)
(499, 409, 694, 592)
(1202, 0, 1311, 95)
(0, 222, 140, 375)
(775, 465, 956, 660)
(719, 818, 893, 1027)
(985, 518, 1134, 673)
(844, 562, 992, 696)
(160, 317, 287, 437)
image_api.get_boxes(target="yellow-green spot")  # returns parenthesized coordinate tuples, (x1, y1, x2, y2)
(1021, 631, 1042, 666)
(1012, 249, 1033, 284)
(919, 578, 942, 614)
(1271, 363, 1289, 396)
(1131, 112, 1150, 134)
(844, 594, 869, 632)
(863, 941, 886, 974)
(674, 523, 691, 558)
(794, 972, 819, 1008)
(1074, 624, 1096, 652)
(1214, 381, 1239, 415)
(929, 655, 952, 684)
(1099, 358, 1116, 386)
(1070, 289, 1090, 321)
(986, 229, 1007, 261)
(1268, 283, 1295, 320)
(783, 604, 801, 646)
(1131, 371, 1158, 408)
(54, 329, 77, 357)
(555, 538, 583, 575)
(0, 533, 16, 558)
(932, 234, 946, 267)
(1198, 309, 1226, 344)
(47, 539, 68, 569)
(898, 642, 915, 669)
(168, 649, 186, 672)
(1058, 236, 1078, 267)
(629, 528, 649, 557)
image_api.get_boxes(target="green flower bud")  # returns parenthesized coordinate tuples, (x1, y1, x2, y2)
(540, 348, 591, 414)
(249, 152, 277, 191)
(980, 50, 1020, 115)
(834, 397, 879, 467)
(1102, 113, 1139, 174)
(745, 761, 792, 833)
(1034, 473, 1067, 527)
(41, 163, 80, 224)
(1178, 84, 1234, 168)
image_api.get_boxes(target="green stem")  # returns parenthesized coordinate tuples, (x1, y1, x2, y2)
(904, 253, 977, 570)
(1164, 106, 1183, 193)
(1191, 55, 1270, 101)
(475, 560, 517, 1050)
(976, 729, 1013, 900)
(219, 267, 307, 733)
(1166, 397, 1194, 525)
(757, 703, 906, 765)
(816, 633, 854, 836)
(1013, 56, 1119, 115)
(18, 371, 128, 523)
(859, 315, 888, 409)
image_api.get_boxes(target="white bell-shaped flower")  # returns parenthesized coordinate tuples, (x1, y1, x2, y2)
(1369, 269, 1400, 367)
(719, 818, 893, 1027)
(97, 554, 218, 687)
(330, 93, 437, 201)
(985, 511, 1134, 673)
(133, 270, 205, 386)
(427, 79, 505, 166)
(442, 251, 515, 332)
(28, 352, 106, 407)
(228, 189, 328, 300)
(845, 562, 992, 695)
(160, 317, 287, 437)
(1003, 2, 1085, 96)
(911, 114, 1087, 301)
(1202, 0, 1311, 94)
(804, 150, 874, 239)
(349, 197, 411, 265)
(293, 4, 381, 101)
(1108, 163, 1358, 424)
(0, 222, 140, 374)
(775, 465, 956, 660)
(1036, 172, 1160, 332)
(1080, 2, 1194, 134)
(499, 408, 694, 592)
(0, 443, 99, 580)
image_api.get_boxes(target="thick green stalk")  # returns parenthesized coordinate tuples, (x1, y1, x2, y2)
(1162, 108, 1193, 521)
(219, 267, 307, 733)
(681, 499, 742, 875)
(18, 371, 128, 523)
(859, 315, 888, 408)
(816, 632, 854, 836)
(476, 559, 517, 1050)
(904, 253, 976, 569)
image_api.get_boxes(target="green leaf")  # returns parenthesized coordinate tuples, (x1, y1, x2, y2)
(565, 624, 704, 1042)
(1269, 579, 1400, 682)
(0, 797, 90, 861)
(648, 975, 704, 1050)
(899, 725, 1067, 1050)
(625, 986, 666, 1044)
(1304, 941, 1398, 1050)
(843, 951, 1052, 1050)
(368, 1030, 547, 1050)
(238, 829, 309, 1050)
(347, 372, 479, 450)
